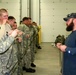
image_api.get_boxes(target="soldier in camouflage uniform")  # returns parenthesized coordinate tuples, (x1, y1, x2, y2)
(28, 18, 36, 68)
(0, 8, 21, 75)
(32, 22, 42, 49)
(7, 16, 23, 75)
(32, 22, 40, 53)
(11, 21, 23, 75)
(18, 17, 35, 73)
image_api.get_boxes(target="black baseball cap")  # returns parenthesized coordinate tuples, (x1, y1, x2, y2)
(63, 13, 76, 21)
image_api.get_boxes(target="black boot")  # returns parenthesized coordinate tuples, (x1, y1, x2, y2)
(38, 46, 42, 49)
(31, 63, 36, 67)
(22, 66, 26, 70)
(36, 45, 42, 49)
(25, 68, 36, 73)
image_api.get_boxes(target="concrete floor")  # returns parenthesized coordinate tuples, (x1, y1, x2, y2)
(23, 42, 61, 75)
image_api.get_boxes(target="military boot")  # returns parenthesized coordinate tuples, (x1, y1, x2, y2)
(25, 68, 36, 73)
(31, 63, 36, 67)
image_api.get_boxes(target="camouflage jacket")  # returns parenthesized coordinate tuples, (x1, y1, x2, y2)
(18, 23, 31, 51)
(0, 24, 16, 75)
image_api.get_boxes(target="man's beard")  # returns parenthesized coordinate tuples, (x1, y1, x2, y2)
(66, 21, 74, 31)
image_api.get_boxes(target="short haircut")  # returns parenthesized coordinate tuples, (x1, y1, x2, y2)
(22, 17, 28, 21)
(20, 20, 22, 24)
(8, 16, 15, 20)
(0, 8, 7, 15)
(32, 22, 36, 23)
(28, 17, 31, 20)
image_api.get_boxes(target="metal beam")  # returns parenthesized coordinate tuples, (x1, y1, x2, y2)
(29, 0, 31, 17)
(20, 0, 22, 21)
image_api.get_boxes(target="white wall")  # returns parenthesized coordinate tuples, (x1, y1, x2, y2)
(0, 0, 20, 25)
(31, 0, 40, 25)
(21, 0, 29, 20)
(1, 0, 76, 42)
(0, 0, 29, 25)
(41, 0, 76, 42)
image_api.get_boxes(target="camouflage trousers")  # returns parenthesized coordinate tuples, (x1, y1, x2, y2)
(24, 48, 31, 68)
(30, 43, 35, 63)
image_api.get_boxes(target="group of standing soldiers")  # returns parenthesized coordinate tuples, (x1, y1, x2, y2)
(18, 17, 41, 74)
(0, 8, 41, 75)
